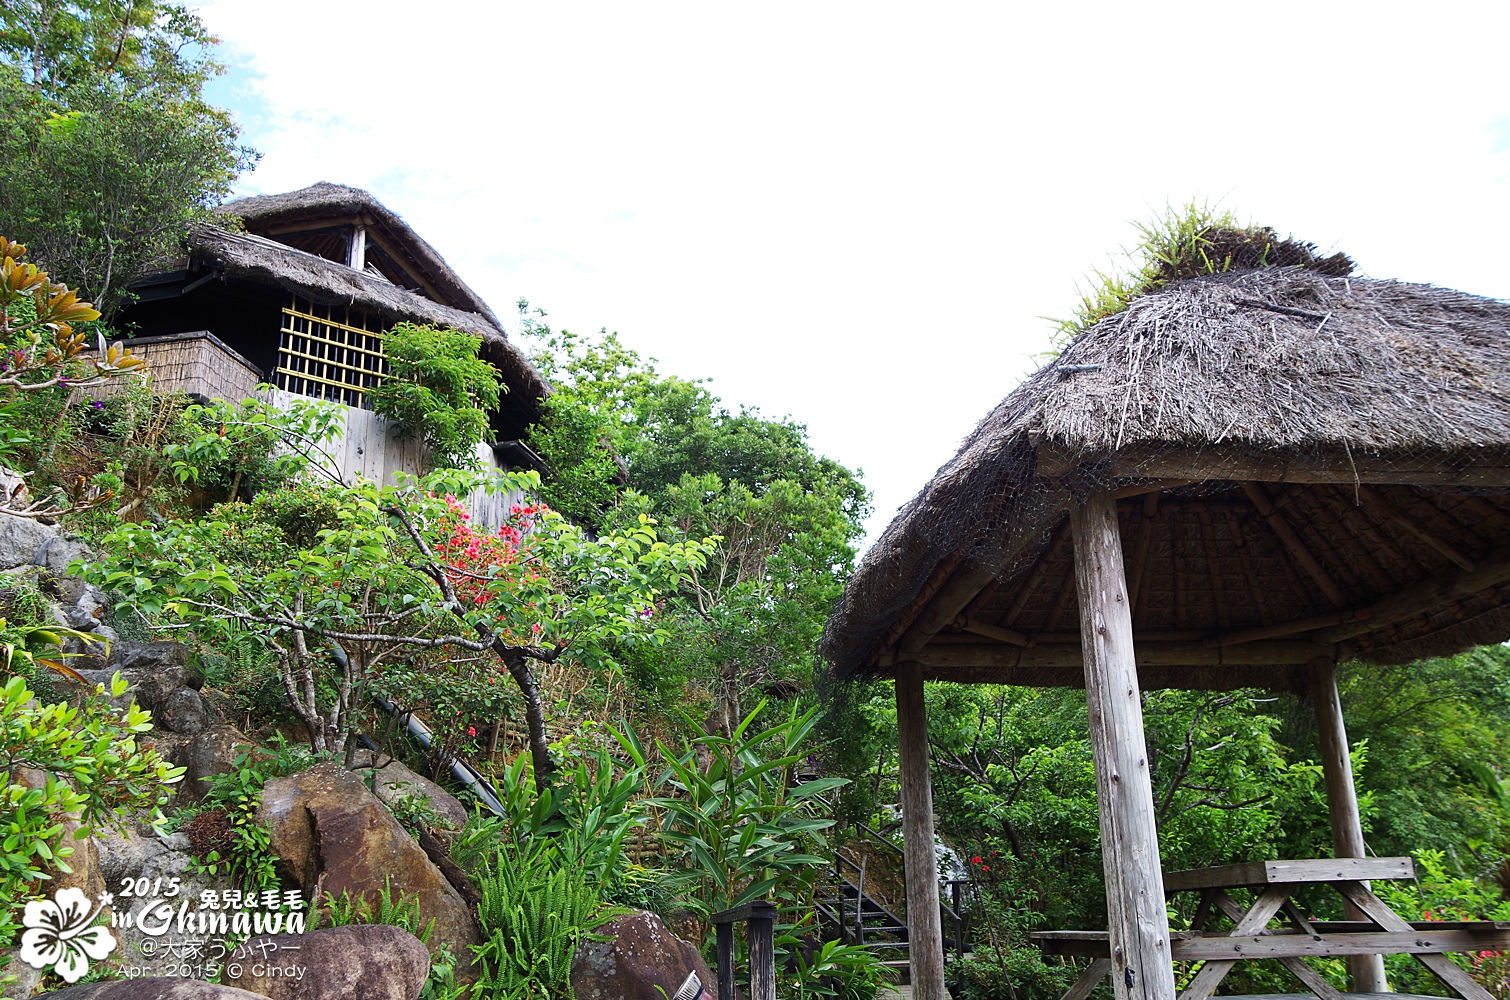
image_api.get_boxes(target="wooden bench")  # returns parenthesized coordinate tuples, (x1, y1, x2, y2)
(1032, 858, 1509, 1000)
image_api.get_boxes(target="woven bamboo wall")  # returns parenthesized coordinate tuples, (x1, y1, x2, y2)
(127, 332, 264, 402)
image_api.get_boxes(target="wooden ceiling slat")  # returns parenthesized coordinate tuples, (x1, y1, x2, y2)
(1243, 483, 1348, 608)
(1357, 486, 1476, 572)
(1198, 506, 1230, 630)
(1222, 505, 1273, 627)
(1291, 487, 1382, 597)
(1128, 492, 1159, 619)
(1046, 553, 1080, 633)
(1001, 528, 1061, 627)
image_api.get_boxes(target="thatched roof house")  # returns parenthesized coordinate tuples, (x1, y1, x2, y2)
(821, 261, 1510, 1000)
(122, 182, 545, 439)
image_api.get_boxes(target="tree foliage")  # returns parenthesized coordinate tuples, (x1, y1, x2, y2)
(0, 1, 255, 315)
(82, 403, 715, 787)
(0, 0, 221, 101)
(368, 322, 503, 471)
(521, 308, 870, 730)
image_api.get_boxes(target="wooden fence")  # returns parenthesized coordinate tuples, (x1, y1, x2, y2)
(265, 389, 528, 530)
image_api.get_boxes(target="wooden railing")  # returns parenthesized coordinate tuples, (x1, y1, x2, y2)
(712, 900, 777, 1000)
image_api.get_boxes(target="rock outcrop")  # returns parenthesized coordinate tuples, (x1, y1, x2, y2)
(220, 924, 430, 1000)
(254, 762, 480, 981)
(572, 910, 719, 1000)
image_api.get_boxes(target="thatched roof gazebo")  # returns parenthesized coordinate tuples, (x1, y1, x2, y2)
(821, 262, 1510, 1000)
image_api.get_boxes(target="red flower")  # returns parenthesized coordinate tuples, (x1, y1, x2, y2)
(971, 856, 982, 865)
(981, 865, 989, 872)
(467, 726, 477, 737)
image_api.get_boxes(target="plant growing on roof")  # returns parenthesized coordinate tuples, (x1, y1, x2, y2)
(1047, 201, 1355, 348)
(369, 322, 503, 471)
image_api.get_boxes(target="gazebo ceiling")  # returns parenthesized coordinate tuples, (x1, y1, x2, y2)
(822, 267, 1510, 690)
(895, 479, 1510, 690)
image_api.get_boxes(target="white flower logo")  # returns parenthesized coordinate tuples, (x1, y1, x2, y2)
(19, 886, 117, 982)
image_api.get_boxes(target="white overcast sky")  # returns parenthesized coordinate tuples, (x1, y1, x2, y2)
(196, 1, 1510, 546)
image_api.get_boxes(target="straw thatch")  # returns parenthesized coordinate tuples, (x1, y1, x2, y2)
(822, 268, 1510, 687)
(188, 225, 547, 414)
(221, 181, 501, 326)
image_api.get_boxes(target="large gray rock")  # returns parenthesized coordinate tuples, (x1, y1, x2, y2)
(572, 910, 719, 1000)
(0, 511, 95, 606)
(220, 924, 430, 1000)
(0, 512, 114, 642)
(255, 762, 480, 982)
(74, 640, 211, 736)
(350, 750, 468, 840)
(175, 724, 259, 802)
(90, 816, 235, 981)
(33, 978, 267, 999)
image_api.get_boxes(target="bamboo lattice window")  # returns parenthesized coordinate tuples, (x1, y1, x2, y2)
(275, 298, 388, 408)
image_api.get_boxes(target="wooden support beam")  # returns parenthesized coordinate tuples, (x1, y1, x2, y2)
(1243, 483, 1348, 608)
(1071, 491, 1177, 1000)
(1356, 485, 1476, 572)
(954, 616, 1031, 647)
(1039, 442, 1510, 489)
(1335, 882, 1495, 1000)
(910, 661, 1310, 691)
(898, 564, 997, 655)
(1115, 479, 1198, 499)
(1311, 543, 1510, 643)
(1203, 610, 1372, 648)
(347, 225, 367, 271)
(914, 639, 1336, 669)
(896, 664, 946, 1000)
(1311, 658, 1388, 993)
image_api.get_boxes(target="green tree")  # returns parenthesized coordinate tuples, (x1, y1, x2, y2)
(521, 311, 870, 730)
(1, 0, 221, 101)
(84, 447, 715, 787)
(0, 1, 255, 315)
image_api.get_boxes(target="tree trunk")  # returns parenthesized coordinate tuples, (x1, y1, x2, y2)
(500, 649, 555, 792)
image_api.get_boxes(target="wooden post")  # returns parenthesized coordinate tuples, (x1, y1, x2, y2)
(1071, 492, 1177, 1000)
(749, 904, 776, 1000)
(897, 663, 947, 1000)
(347, 225, 367, 270)
(716, 920, 734, 1000)
(1311, 658, 1389, 992)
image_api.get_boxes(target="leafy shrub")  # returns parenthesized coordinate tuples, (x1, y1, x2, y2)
(183, 739, 327, 892)
(0, 670, 181, 948)
(946, 952, 1079, 1000)
(1377, 849, 1510, 998)
(369, 322, 502, 471)
(471, 846, 619, 1000)
(790, 938, 894, 1000)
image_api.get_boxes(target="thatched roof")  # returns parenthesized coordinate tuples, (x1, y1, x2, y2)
(221, 182, 501, 326)
(188, 225, 547, 419)
(822, 268, 1510, 689)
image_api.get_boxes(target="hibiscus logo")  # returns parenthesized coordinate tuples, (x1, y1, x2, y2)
(18, 886, 117, 982)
